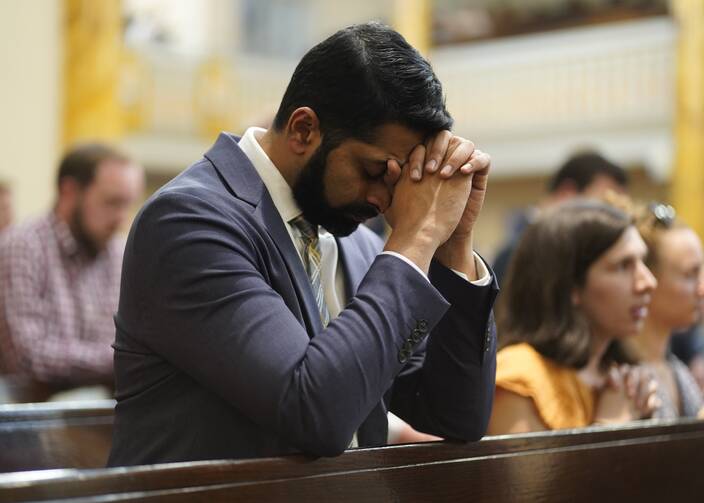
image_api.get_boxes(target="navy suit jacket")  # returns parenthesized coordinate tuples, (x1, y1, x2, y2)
(108, 133, 498, 466)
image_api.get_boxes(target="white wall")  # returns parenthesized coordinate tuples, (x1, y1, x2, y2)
(432, 17, 676, 181)
(0, 0, 62, 220)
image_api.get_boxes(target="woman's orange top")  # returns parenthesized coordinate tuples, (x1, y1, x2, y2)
(496, 343, 596, 430)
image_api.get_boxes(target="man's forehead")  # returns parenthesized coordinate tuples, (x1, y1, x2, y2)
(361, 144, 411, 166)
(94, 160, 141, 179)
(360, 124, 425, 164)
(88, 160, 143, 194)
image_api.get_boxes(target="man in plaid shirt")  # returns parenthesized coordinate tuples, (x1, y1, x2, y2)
(0, 144, 143, 399)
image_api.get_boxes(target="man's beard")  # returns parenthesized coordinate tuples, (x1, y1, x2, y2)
(69, 203, 103, 259)
(292, 139, 379, 237)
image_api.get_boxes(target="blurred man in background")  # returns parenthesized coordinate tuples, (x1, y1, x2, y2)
(0, 144, 144, 401)
(492, 151, 628, 284)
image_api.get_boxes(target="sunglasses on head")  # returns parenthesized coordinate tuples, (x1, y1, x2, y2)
(648, 202, 676, 228)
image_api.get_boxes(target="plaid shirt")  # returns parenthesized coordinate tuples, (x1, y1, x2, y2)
(0, 213, 123, 387)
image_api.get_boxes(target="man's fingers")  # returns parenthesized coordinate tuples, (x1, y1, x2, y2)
(411, 134, 487, 182)
(408, 144, 427, 181)
(424, 130, 452, 174)
(460, 149, 491, 175)
(384, 159, 402, 188)
(439, 138, 475, 178)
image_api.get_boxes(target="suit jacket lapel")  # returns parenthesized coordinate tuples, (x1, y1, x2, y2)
(205, 133, 264, 206)
(205, 133, 324, 338)
(256, 194, 325, 337)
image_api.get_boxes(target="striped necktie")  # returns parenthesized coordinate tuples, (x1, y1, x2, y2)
(291, 215, 358, 448)
(291, 215, 331, 327)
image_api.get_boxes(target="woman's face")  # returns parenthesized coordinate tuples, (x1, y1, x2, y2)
(648, 228, 704, 330)
(574, 226, 657, 340)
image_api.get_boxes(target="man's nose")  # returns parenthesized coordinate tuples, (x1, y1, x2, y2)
(111, 204, 131, 228)
(367, 182, 392, 214)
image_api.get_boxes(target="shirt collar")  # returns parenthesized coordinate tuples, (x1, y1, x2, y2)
(237, 127, 303, 224)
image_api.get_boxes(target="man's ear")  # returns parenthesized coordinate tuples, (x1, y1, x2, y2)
(58, 178, 80, 205)
(285, 107, 321, 155)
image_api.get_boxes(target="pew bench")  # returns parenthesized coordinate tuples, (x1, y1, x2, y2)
(0, 419, 701, 502)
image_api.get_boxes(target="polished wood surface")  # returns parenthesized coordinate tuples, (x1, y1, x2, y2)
(0, 418, 701, 502)
(127, 431, 701, 502)
(0, 400, 114, 472)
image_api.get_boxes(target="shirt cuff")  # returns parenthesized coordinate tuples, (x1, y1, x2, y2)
(380, 251, 492, 286)
(451, 252, 492, 286)
(380, 251, 430, 283)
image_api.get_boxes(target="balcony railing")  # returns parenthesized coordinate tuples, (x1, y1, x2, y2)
(123, 17, 676, 179)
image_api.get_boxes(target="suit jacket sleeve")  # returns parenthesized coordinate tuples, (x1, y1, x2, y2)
(125, 191, 455, 456)
(388, 257, 498, 441)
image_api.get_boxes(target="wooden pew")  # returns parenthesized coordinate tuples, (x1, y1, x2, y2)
(0, 419, 702, 502)
(0, 377, 59, 404)
(0, 400, 114, 472)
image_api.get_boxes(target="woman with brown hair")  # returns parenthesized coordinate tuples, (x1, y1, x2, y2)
(613, 203, 704, 419)
(488, 199, 658, 434)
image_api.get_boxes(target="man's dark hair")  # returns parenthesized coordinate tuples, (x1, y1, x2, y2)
(273, 22, 453, 144)
(497, 200, 632, 369)
(548, 152, 628, 194)
(57, 143, 131, 189)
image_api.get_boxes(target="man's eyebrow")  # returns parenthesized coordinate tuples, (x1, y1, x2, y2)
(367, 157, 393, 169)
(366, 159, 390, 176)
(367, 145, 408, 166)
